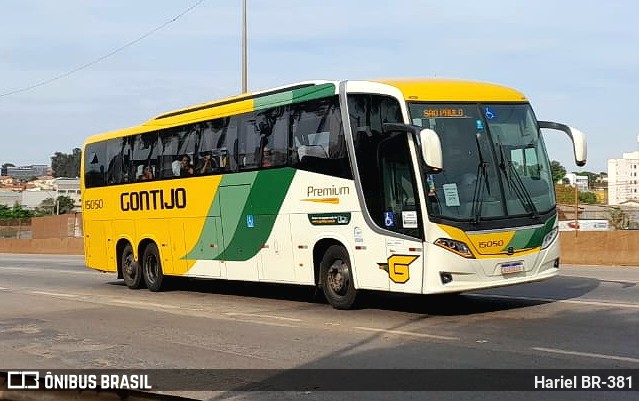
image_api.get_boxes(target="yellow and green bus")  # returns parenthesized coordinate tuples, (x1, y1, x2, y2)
(82, 79, 586, 309)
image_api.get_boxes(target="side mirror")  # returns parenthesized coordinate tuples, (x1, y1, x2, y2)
(538, 121, 587, 167)
(382, 123, 443, 172)
(419, 128, 443, 172)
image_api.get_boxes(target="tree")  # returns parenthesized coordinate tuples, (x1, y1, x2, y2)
(56, 196, 76, 214)
(572, 170, 598, 188)
(51, 148, 81, 178)
(609, 207, 629, 230)
(37, 196, 76, 215)
(37, 197, 57, 215)
(578, 191, 598, 204)
(0, 204, 34, 219)
(550, 160, 566, 184)
(554, 184, 575, 204)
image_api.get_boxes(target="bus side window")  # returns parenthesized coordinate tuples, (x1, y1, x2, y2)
(84, 142, 106, 188)
(290, 96, 350, 178)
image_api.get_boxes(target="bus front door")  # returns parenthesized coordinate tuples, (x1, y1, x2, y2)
(379, 134, 424, 294)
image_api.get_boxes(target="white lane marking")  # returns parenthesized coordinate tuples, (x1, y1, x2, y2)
(225, 312, 302, 322)
(30, 291, 80, 298)
(354, 326, 459, 341)
(533, 347, 639, 364)
(468, 293, 639, 309)
(24, 292, 301, 328)
(229, 319, 300, 328)
(198, 345, 274, 361)
(0, 266, 95, 275)
(110, 299, 183, 309)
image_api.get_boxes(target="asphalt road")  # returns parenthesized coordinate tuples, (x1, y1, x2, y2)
(0, 254, 637, 401)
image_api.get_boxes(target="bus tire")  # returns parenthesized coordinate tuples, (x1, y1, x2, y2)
(142, 243, 165, 292)
(122, 244, 143, 289)
(320, 245, 357, 310)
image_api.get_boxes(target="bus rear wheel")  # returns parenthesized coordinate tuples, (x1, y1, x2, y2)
(320, 245, 357, 310)
(142, 243, 165, 292)
(122, 244, 143, 289)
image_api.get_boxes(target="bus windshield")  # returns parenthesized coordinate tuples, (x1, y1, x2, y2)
(408, 103, 555, 225)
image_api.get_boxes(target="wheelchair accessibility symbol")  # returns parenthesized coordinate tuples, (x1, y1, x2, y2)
(383, 212, 395, 227)
(484, 107, 496, 120)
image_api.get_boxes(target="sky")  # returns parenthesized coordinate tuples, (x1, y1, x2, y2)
(1, 0, 638, 174)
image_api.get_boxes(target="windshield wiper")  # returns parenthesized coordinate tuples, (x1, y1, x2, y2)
(496, 144, 539, 219)
(471, 134, 490, 225)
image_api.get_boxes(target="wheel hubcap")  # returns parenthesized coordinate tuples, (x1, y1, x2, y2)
(327, 260, 349, 296)
(124, 254, 135, 277)
(145, 254, 158, 283)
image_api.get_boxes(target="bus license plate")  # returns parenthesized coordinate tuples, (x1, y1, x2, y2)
(500, 261, 524, 275)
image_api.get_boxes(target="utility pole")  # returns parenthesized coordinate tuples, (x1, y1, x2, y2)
(241, 0, 248, 93)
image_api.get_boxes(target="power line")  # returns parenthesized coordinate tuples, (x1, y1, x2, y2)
(0, 0, 208, 98)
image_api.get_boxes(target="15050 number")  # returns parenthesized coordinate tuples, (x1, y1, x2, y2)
(84, 199, 104, 210)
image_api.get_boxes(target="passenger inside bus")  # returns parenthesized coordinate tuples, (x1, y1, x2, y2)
(195, 151, 216, 175)
(177, 154, 194, 177)
(137, 165, 154, 181)
(261, 146, 273, 168)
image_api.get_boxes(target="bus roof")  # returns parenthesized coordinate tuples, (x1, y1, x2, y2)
(377, 78, 528, 103)
(84, 78, 527, 144)
(84, 80, 338, 144)
(145, 80, 338, 126)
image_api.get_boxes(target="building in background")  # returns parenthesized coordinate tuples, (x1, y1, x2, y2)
(0, 177, 80, 212)
(0, 191, 21, 208)
(4, 164, 49, 179)
(53, 178, 81, 210)
(608, 135, 639, 205)
(562, 173, 589, 191)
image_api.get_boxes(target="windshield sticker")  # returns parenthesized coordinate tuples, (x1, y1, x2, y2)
(426, 175, 436, 196)
(383, 211, 396, 227)
(402, 211, 418, 229)
(442, 183, 461, 207)
(476, 119, 484, 130)
(484, 107, 496, 120)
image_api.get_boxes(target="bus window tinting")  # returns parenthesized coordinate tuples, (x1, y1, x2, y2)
(84, 95, 351, 188)
(84, 142, 107, 188)
(289, 96, 351, 179)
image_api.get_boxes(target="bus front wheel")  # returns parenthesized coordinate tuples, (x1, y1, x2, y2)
(320, 245, 357, 310)
(142, 243, 165, 292)
(122, 244, 143, 289)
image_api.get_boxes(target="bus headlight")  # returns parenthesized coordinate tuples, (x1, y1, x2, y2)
(541, 226, 559, 249)
(434, 238, 475, 258)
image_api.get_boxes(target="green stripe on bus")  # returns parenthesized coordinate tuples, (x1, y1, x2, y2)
(254, 91, 293, 111)
(253, 83, 336, 111)
(503, 215, 557, 251)
(183, 172, 257, 261)
(523, 215, 556, 249)
(291, 83, 336, 104)
(184, 169, 296, 262)
(216, 168, 296, 261)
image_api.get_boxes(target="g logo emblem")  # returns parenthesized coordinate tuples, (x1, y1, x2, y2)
(378, 255, 419, 284)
